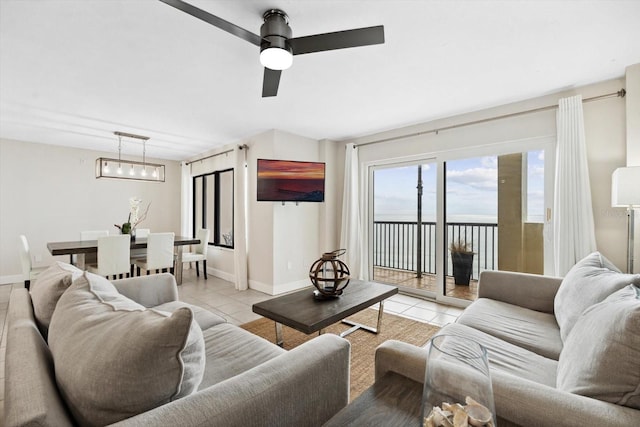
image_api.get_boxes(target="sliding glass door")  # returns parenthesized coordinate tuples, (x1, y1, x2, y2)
(368, 138, 553, 305)
(443, 149, 547, 303)
(371, 161, 437, 298)
(444, 156, 498, 301)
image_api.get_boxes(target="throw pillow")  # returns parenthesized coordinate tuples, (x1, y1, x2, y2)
(48, 272, 205, 426)
(29, 261, 83, 336)
(554, 251, 640, 341)
(557, 284, 640, 409)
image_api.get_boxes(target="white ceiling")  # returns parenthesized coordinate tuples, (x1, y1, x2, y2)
(1, 0, 639, 161)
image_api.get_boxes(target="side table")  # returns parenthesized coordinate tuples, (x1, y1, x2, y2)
(323, 371, 422, 426)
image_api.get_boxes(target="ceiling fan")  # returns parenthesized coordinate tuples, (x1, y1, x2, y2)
(158, 0, 385, 97)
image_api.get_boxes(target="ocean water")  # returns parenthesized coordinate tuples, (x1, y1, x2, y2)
(372, 215, 501, 279)
(374, 213, 544, 224)
(374, 213, 497, 224)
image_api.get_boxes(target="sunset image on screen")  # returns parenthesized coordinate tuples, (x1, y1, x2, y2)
(257, 159, 325, 202)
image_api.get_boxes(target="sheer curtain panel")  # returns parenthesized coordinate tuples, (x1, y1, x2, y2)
(339, 143, 366, 279)
(553, 95, 597, 276)
(181, 162, 193, 239)
(233, 146, 249, 290)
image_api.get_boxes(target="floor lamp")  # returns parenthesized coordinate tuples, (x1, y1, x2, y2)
(612, 166, 640, 273)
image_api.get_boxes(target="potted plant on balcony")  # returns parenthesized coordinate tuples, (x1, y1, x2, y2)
(450, 239, 474, 286)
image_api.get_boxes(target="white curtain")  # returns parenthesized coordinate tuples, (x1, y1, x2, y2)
(180, 162, 192, 238)
(233, 146, 249, 290)
(339, 143, 366, 279)
(553, 95, 597, 276)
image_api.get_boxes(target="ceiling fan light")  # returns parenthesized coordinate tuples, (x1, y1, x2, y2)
(260, 47, 292, 70)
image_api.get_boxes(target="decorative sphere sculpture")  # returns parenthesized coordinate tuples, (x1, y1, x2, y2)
(309, 249, 351, 299)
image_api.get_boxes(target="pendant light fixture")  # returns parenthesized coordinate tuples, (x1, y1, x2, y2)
(96, 131, 165, 182)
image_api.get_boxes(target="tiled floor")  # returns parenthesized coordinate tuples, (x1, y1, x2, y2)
(373, 267, 479, 301)
(0, 269, 464, 418)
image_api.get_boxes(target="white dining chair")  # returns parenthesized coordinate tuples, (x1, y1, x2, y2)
(182, 229, 210, 279)
(87, 235, 131, 279)
(80, 230, 109, 240)
(134, 228, 150, 238)
(135, 232, 175, 276)
(129, 228, 150, 275)
(18, 235, 48, 290)
(79, 230, 109, 265)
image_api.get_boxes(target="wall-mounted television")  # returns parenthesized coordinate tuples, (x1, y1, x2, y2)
(257, 159, 325, 202)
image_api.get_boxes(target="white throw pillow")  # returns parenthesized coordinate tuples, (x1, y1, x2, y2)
(29, 261, 83, 336)
(554, 252, 640, 342)
(48, 272, 205, 426)
(557, 284, 640, 409)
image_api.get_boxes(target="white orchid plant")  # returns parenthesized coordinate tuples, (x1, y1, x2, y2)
(115, 197, 151, 234)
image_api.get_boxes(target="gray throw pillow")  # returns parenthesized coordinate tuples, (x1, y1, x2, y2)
(29, 261, 83, 336)
(557, 285, 640, 409)
(554, 252, 640, 341)
(48, 272, 205, 426)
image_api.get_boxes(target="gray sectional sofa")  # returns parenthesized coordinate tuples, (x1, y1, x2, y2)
(375, 252, 640, 426)
(5, 262, 351, 426)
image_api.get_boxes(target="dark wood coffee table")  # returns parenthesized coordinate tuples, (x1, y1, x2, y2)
(252, 280, 398, 346)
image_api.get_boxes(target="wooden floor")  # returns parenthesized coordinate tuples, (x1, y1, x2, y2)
(373, 267, 478, 301)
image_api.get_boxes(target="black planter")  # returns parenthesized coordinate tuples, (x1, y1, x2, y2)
(451, 252, 474, 286)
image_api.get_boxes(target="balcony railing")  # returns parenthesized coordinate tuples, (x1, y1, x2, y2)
(373, 221, 498, 280)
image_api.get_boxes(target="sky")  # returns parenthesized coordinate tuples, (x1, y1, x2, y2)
(374, 150, 545, 223)
(257, 159, 325, 180)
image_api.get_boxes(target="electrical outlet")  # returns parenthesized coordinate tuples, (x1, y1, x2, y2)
(287, 261, 293, 270)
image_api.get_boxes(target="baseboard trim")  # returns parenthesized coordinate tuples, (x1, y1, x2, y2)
(248, 279, 272, 295)
(0, 274, 23, 285)
(272, 279, 310, 295)
(248, 279, 313, 295)
(208, 267, 235, 283)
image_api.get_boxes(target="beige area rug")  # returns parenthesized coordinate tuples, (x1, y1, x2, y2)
(241, 308, 440, 401)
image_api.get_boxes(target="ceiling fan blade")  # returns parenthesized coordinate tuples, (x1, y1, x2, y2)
(262, 68, 282, 97)
(290, 25, 384, 55)
(158, 0, 261, 46)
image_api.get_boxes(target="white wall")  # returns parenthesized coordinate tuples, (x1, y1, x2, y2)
(242, 130, 326, 294)
(583, 86, 628, 271)
(625, 64, 640, 272)
(271, 130, 323, 293)
(245, 131, 276, 291)
(336, 77, 630, 272)
(0, 138, 182, 283)
(319, 139, 341, 252)
(627, 64, 640, 165)
(184, 129, 330, 295)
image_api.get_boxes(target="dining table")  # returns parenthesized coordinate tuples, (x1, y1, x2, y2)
(47, 235, 199, 285)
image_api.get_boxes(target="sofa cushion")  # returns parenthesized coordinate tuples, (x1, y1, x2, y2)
(4, 289, 75, 427)
(457, 298, 563, 360)
(434, 323, 558, 387)
(557, 284, 640, 409)
(199, 322, 286, 389)
(28, 261, 83, 336)
(48, 272, 205, 426)
(154, 300, 227, 330)
(554, 252, 640, 342)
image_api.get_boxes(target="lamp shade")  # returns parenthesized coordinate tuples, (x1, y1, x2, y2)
(612, 166, 640, 207)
